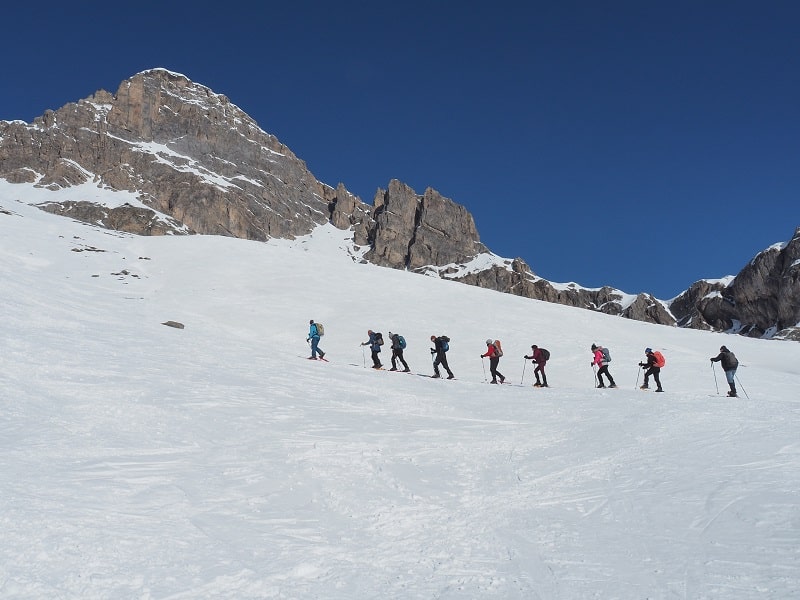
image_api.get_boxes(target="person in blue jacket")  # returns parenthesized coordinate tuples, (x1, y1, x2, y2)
(361, 330, 384, 369)
(307, 320, 325, 360)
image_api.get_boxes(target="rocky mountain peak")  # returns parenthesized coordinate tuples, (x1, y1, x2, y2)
(1, 69, 798, 340)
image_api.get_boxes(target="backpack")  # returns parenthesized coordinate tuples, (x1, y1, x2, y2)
(540, 348, 550, 361)
(653, 350, 666, 368)
(601, 347, 611, 362)
(315, 323, 324, 336)
(375, 332, 384, 345)
(493, 340, 503, 357)
(440, 336, 450, 352)
(397, 335, 407, 349)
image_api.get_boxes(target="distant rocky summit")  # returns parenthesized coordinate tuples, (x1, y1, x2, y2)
(1, 68, 797, 340)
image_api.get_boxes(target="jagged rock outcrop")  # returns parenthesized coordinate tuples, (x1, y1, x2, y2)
(670, 227, 800, 339)
(364, 180, 488, 269)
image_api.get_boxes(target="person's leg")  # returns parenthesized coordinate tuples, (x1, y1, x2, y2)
(540, 365, 548, 387)
(726, 369, 737, 396)
(310, 337, 319, 358)
(653, 368, 662, 391)
(597, 366, 608, 387)
(390, 350, 398, 370)
(442, 355, 454, 378)
(489, 358, 499, 382)
(399, 350, 409, 371)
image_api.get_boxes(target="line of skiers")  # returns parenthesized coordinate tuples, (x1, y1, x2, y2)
(307, 320, 741, 396)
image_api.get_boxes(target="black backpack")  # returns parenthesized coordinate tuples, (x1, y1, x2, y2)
(540, 348, 550, 361)
(375, 332, 384, 345)
(440, 336, 450, 352)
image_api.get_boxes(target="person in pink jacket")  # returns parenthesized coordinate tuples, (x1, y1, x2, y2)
(590, 343, 617, 388)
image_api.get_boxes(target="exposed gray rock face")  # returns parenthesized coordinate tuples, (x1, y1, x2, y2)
(670, 227, 800, 339)
(365, 180, 488, 269)
(0, 69, 362, 240)
(38, 201, 186, 235)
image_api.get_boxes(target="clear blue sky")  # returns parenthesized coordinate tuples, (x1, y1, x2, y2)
(2, 1, 798, 298)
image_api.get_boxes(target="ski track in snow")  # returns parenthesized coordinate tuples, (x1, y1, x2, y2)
(2, 194, 800, 599)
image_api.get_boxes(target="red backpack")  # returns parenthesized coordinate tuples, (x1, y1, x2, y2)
(653, 351, 666, 368)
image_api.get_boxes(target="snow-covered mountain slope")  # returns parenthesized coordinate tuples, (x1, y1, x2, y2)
(2, 192, 799, 599)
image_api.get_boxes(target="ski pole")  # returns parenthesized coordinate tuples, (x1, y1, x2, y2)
(521, 358, 527, 385)
(711, 362, 719, 395)
(735, 373, 750, 399)
(481, 357, 487, 382)
(361, 345, 366, 368)
(592, 364, 598, 388)
(635, 364, 641, 390)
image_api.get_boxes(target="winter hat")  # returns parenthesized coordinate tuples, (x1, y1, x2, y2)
(720, 346, 729, 352)
(486, 339, 493, 345)
(591, 344, 597, 351)
(532, 344, 538, 349)
(309, 319, 314, 324)
(645, 348, 652, 354)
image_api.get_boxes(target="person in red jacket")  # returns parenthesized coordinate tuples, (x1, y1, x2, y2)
(480, 339, 505, 384)
(524, 345, 549, 387)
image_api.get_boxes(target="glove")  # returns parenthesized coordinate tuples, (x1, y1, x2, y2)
(589, 362, 593, 367)
(431, 349, 436, 354)
(524, 355, 530, 359)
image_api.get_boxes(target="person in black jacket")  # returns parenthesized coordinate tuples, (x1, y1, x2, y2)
(639, 348, 664, 392)
(388, 332, 410, 372)
(711, 345, 739, 397)
(430, 335, 454, 379)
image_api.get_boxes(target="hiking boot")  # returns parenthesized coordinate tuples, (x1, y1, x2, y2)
(389, 367, 397, 371)
(597, 384, 606, 388)
(655, 388, 664, 393)
(533, 382, 542, 387)
(403, 368, 411, 372)
(307, 356, 317, 360)
(490, 380, 498, 384)
(500, 376, 505, 384)
(319, 352, 325, 359)
(447, 374, 455, 380)
(431, 373, 441, 379)
(640, 384, 649, 390)
(727, 391, 737, 397)
(609, 383, 617, 388)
